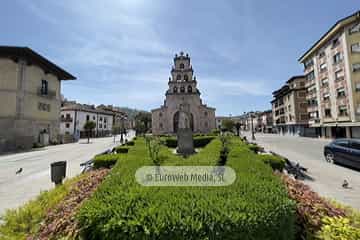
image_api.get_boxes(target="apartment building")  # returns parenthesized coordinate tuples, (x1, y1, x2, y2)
(60, 104, 114, 140)
(259, 110, 273, 133)
(299, 11, 360, 138)
(0, 46, 76, 152)
(271, 76, 309, 136)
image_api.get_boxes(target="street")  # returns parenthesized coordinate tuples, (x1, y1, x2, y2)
(244, 132, 360, 210)
(0, 130, 135, 216)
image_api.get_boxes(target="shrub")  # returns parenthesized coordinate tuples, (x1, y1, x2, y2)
(317, 216, 360, 240)
(125, 140, 135, 146)
(193, 136, 215, 148)
(93, 154, 121, 169)
(114, 146, 129, 153)
(247, 143, 264, 153)
(77, 137, 296, 240)
(258, 154, 286, 171)
(164, 137, 177, 148)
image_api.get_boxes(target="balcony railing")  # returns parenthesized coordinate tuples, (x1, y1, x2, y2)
(61, 116, 73, 122)
(37, 87, 56, 99)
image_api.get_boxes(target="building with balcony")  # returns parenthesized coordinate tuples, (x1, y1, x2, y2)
(60, 103, 114, 140)
(299, 11, 360, 138)
(0, 46, 76, 152)
(271, 76, 309, 136)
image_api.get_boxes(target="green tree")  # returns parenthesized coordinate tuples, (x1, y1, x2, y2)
(222, 119, 235, 132)
(235, 122, 242, 136)
(135, 111, 152, 135)
(83, 121, 96, 143)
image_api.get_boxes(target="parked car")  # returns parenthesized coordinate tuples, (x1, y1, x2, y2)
(324, 139, 360, 169)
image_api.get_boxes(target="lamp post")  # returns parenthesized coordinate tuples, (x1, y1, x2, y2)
(250, 113, 256, 141)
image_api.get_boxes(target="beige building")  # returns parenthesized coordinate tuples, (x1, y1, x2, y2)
(299, 11, 360, 138)
(0, 46, 75, 152)
(152, 52, 216, 135)
(271, 76, 309, 136)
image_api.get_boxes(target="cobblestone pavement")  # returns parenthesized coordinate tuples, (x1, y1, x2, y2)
(0, 131, 135, 216)
(243, 132, 360, 210)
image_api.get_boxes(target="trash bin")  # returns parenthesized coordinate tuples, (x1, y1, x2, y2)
(51, 161, 66, 185)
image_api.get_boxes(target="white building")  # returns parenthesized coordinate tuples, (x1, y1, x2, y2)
(60, 104, 113, 140)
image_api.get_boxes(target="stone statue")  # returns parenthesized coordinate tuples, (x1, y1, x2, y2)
(178, 111, 189, 129)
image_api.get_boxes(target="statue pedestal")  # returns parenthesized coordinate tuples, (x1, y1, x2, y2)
(176, 128, 195, 156)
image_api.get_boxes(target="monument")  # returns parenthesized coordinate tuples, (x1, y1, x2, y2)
(151, 52, 216, 135)
(176, 103, 195, 155)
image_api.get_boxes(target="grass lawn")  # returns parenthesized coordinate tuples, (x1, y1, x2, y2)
(77, 137, 296, 240)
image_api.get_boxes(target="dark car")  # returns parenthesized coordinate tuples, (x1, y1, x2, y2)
(324, 139, 360, 169)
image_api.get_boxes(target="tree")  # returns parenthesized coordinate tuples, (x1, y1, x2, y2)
(235, 122, 242, 136)
(135, 111, 152, 135)
(222, 119, 235, 132)
(83, 121, 96, 143)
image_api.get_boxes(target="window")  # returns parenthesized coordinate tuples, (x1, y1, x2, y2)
(159, 123, 163, 129)
(86, 115, 90, 121)
(335, 70, 344, 81)
(104, 118, 107, 123)
(93, 116, 96, 120)
(180, 86, 185, 93)
(333, 52, 343, 64)
(353, 63, 360, 72)
(356, 83, 360, 92)
(66, 123, 70, 128)
(319, 63, 327, 72)
(41, 80, 48, 95)
(349, 23, 360, 35)
(300, 81, 305, 87)
(337, 87, 346, 98)
(335, 140, 349, 147)
(308, 98, 318, 106)
(159, 112, 162, 117)
(321, 78, 329, 87)
(187, 85, 192, 93)
(319, 51, 325, 58)
(179, 63, 185, 69)
(350, 141, 360, 150)
(176, 74, 181, 80)
(298, 91, 306, 97)
(351, 42, 360, 53)
(184, 75, 189, 81)
(332, 38, 340, 48)
(99, 124, 102, 128)
(204, 111, 208, 116)
(306, 71, 315, 81)
(300, 114, 308, 120)
(300, 102, 307, 108)
(104, 125, 107, 129)
(100, 117, 103, 121)
(338, 105, 348, 116)
(324, 109, 331, 118)
(205, 122, 208, 128)
(173, 86, 178, 93)
(304, 59, 314, 69)
(323, 93, 330, 101)
(309, 111, 319, 119)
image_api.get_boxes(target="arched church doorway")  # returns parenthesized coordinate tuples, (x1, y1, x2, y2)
(173, 111, 194, 133)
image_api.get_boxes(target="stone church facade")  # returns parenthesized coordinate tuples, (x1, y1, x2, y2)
(152, 52, 216, 135)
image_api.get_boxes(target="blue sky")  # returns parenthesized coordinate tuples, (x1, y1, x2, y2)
(1, 1, 359, 116)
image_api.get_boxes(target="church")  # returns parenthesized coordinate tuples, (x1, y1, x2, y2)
(151, 52, 216, 135)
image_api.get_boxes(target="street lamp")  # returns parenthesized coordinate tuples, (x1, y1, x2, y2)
(250, 113, 256, 141)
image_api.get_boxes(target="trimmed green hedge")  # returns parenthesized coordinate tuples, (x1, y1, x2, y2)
(125, 140, 135, 146)
(258, 154, 286, 171)
(163, 136, 215, 148)
(77, 137, 296, 239)
(114, 146, 129, 153)
(93, 154, 121, 169)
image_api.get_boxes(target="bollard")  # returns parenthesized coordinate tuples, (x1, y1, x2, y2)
(50, 161, 66, 186)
